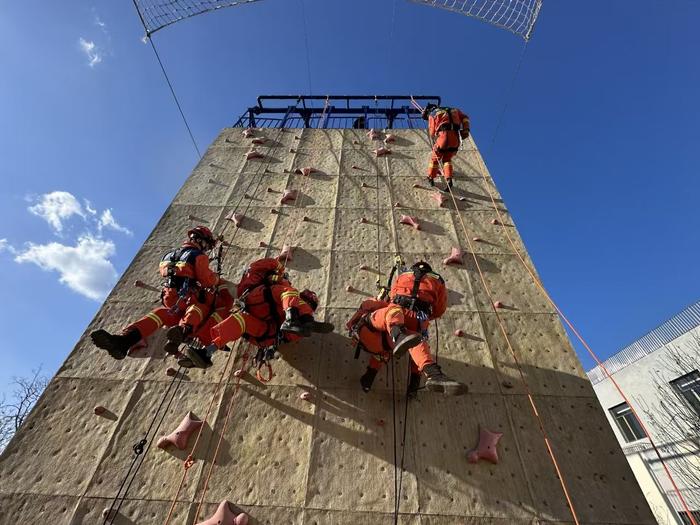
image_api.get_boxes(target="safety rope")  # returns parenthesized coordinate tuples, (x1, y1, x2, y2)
(192, 345, 252, 522)
(471, 148, 700, 525)
(162, 349, 235, 524)
(104, 367, 184, 525)
(411, 97, 581, 525)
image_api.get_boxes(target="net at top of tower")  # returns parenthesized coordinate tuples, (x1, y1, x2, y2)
(133, 0, 542, 40)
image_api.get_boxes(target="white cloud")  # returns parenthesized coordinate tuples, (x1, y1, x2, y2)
(79, 37, 102, 67)
(28, 191, 85, 233)
(14, 234, 117, 301)
(98, 209, 132, 236)
(84, 199, 97, 216)
(0, 239, 13, 254)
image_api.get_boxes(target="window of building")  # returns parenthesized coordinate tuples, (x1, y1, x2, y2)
(609, 402, 646, 442)
(670, 370, 700, 416)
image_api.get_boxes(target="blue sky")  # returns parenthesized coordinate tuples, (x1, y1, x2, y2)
(1, 1, 699, 396)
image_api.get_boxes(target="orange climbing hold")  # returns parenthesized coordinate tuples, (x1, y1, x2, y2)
(281, 189, 298, 204)
(157, 412, 203, 451)
(226, 211, 244, 227)
(294, 167, 316, 176)
(443, 247, 464, 266)
(195, 501, 248, 525)
(399, 215, 420, 230)
(245, 149, 264, 160)
(467, 427, 503, 465)
(374, 147, 392, 157)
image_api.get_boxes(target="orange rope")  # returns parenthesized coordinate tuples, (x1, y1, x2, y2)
(471, 150, 699, 525)
(162, 346, 234, 525)
(192, 345, 252, 522)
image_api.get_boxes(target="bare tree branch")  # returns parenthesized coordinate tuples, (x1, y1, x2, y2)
(0, 367, 48, 453)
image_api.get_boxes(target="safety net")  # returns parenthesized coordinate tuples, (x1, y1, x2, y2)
(134, 0, 542, 39)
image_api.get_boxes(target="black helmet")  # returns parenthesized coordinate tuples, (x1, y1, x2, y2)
(421, 103, 437, 120)
(412, 261, 433, 274)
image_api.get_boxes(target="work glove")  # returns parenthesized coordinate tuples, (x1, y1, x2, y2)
(460, 130, 470, 140)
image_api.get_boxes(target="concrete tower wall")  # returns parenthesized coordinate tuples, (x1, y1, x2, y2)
(0, 127, 656, 524)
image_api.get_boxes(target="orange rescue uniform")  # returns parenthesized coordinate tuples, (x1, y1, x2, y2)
(126, 242, 221, 340)
(427, 107, 470, 181)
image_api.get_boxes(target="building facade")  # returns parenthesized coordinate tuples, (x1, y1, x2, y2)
(588, 302, 700, 525)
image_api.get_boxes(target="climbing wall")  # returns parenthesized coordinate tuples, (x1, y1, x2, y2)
(0, 126, 656, 524)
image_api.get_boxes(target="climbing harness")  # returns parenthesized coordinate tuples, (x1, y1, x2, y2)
(251, 344, 277, 383)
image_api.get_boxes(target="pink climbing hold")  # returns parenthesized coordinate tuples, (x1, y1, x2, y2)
(359, 217, 368, 224)
(266, 187, 274, 193)
(491, 218, 500, 225)
(245, 149, 264, 160)
(384, 133, 396, 143)
(251, 137, 266, 145)
(259, 241, 267, 248)
(278, 244, 294, 262)
(300, 391, 312, 401)
(377, 418, 385, 427)
(157, 412, 203, 451)
(393, 202, 401, 208)
(294, 135, 301, 140)
(352, 165, 362, 170)
(459, 196, 467, 202)
(302, 215, 310, 222)
(289, 148, 296, 153)
(242, 129, 255, 138)
(93, 406, 106, 416)
(134, 280, 160, 293)
(374, 147, 392, 157)
(226, 211, 244, 227)
(493, 301, 504, 309)
(412, 183, 422, 189)
(454, 329, 465, 337)
(431, 191, 448, 208)
(281, 189, 298, 204)
(472, 237, 482, 242)
(294, 167, 316, 176)
(361, 182, 369, 188)
(359, 264, 369, 271)
(467, 427, 503, 465)
(399, 215, 420, 230)
(346, 285, 355, 292)
(367, 129, 382, 140)
(270, 208, 278, 214)
(443, 246, 464, 266)
(195, 501, 249, 525)
(243, 193, 252, 199)
(166, 367, 178, 377)
(233, 369, 243, 378)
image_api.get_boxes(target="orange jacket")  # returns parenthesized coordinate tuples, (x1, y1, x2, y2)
(158, 242, 219, 288)
(428, 107, 470, 138)
(390, 270, 447, 320)
(346, 299, 390, 332)
(237, 257, 289, 297)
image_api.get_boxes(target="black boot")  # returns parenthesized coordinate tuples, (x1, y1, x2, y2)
(389, 326, 421, 360)
(299, 314, 335, 336)
(360, 367, 378, 393)
(280, 307, 306, 335)
(407, 372, 422, 399)
(427, 177, 435, 187)
(91, 328, 142, 360)
(423, 363, 468, 396)
(441, 178, 454, 193)
(179, 344, 215, 369)
(164, 324, 191, 356)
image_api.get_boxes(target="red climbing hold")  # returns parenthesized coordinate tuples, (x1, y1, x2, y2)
(454, 329, 465, 337)
(294, 167, 316, 176)
(300, 391, 312, 401)
(134, 280, 160, 293)
(491, 218, 500, 225)
(226, 211, 244, 227)
(281, 189, 298, 204)
(367, 129, 382, 140)
(251, 137, 266, 145)
(302, 216, 310, 222)
(399, 215, 420, 230)
(270, 208, 278, 214)
(278, 244, 294, 261)
(266, 187, 274, 193)
(157, 412, 203, 451)
(195, 501, 249, 525)
(259, 241, 267, 248)
(374, 147, 392, 157)
(166, 367, 178, 377)
(384, 133, 396, 143)
(242, 129, 255, 138)
(93, 406, 106, 416)
(376, 418, 385, 427)
(467, 427, 503, 465)
(431, 191, 448, 208)
(443, 247, 464, 266)
(493, 301, 504, 309)
(245, 149, 264, 160)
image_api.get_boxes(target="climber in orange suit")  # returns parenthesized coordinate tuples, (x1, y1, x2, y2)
(90, 226, 225, 360)
(180, 257, 334, 368)
(347, 261, 467, 396)
(422, 103, 470, 190)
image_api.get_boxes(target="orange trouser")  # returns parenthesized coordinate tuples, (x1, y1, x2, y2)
(427, 150, 455, 180)
(210, 310, 270, 348)
(357, 304, 434, 373)
(127, 287, 214, 339)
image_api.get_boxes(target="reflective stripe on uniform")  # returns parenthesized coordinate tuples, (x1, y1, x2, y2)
(212, 312, 223, 324)
(233, 312, 246, 331)
(189, 305, 204, 320)
(281, 290, 299, 299)
(146, 312, 163, 328)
